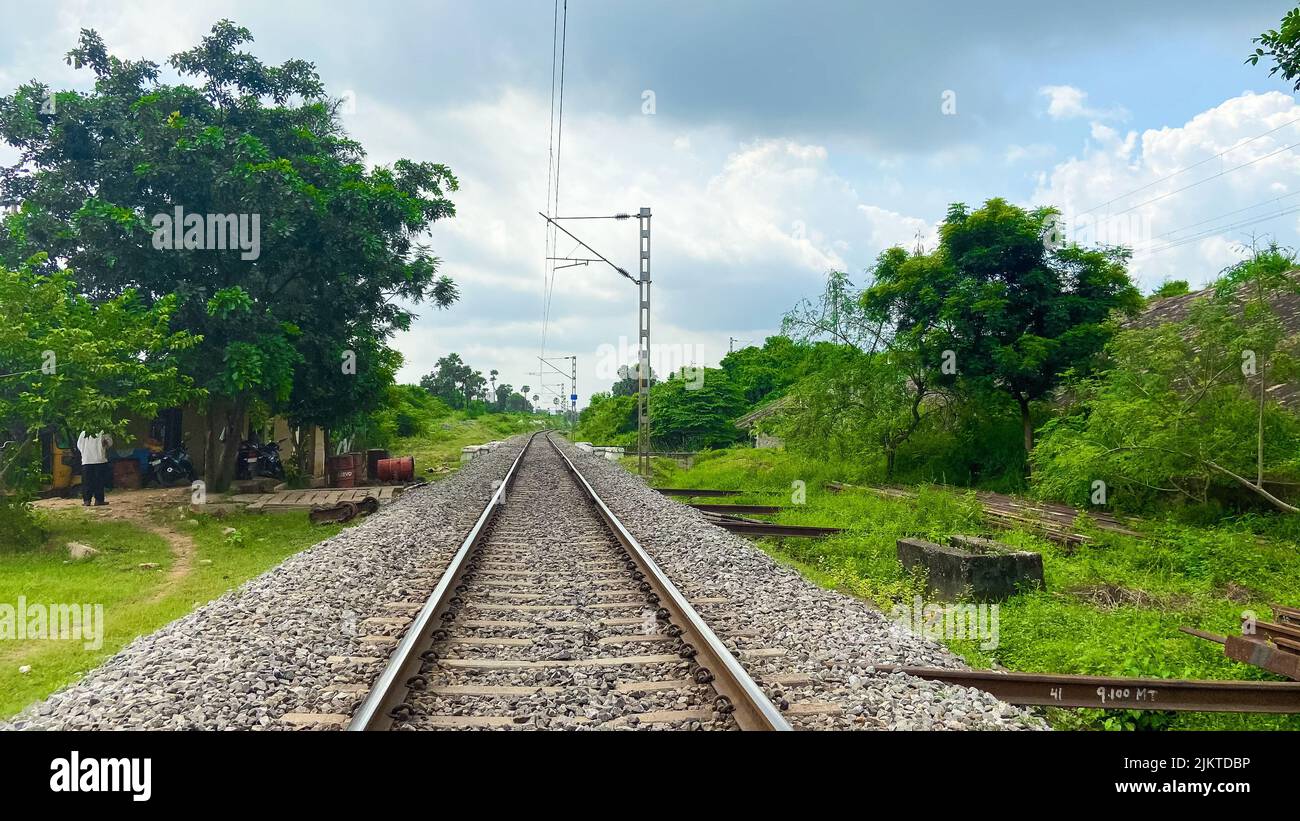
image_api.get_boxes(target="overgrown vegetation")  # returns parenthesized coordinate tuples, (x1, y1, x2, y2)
(648, 448, 1300, 730)
(600, 192, 1300, 732)
(1033, 244, 1300, 513)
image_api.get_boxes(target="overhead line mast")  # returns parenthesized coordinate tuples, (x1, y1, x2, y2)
(539, 211, 653, 476)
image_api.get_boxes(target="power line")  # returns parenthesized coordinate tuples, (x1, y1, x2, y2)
(1135, 203, 1300, 258)
(539, 0, 568, 365)
(1077, 116, 1300, 217)
(1102, 139, 1300, 220)
(539, 0, 561, 361)
(1147, 188, 1300, 243)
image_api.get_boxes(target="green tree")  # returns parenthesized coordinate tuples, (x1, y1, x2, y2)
(862, 198, 1142, 461)
(1032, 258, 1300, 513)
(0, 255, 197, 544)
(649, 368, 746, 451)
(420, 353, 467, 407)
(0, 22, 459, 489)
(493, 382, 513, 412)
(778, 347, 937, 479)
(503, 392, 532, 413)
(720, 335, 852, 406)
(286, 334, 403, 468)
(1248, 5, 1300, 90)
(782, 270, 882, 349)
(574, 391, 637, 446)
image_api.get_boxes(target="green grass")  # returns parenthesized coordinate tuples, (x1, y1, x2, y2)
(0, 412, 541, 719)
(0, 508, 345, 718)
(645, 447, 1300, 730)
(391, 412, 543, 476)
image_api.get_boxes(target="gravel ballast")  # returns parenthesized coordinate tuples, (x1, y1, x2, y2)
(553, 438, 1047, 731)
(3, 438, 529, 731)
(6, 432, 1045, 731)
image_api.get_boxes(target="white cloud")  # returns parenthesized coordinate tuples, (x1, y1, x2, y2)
(1033, 91, 1300, 290)
(1004, 143, 1055, 164)
(347, 89, 935, 400)
(1039, 84, 1127, 122)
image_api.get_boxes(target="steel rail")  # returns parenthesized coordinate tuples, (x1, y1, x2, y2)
(687, 503, 785, 515)
(702, 514, 843, 538)
(546, 434, 792, 731)
(878, 665, 1300, 713)
(347, 431, 542, 731)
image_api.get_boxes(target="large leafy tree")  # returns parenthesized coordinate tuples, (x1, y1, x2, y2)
(778, 346, 937, 479)
(0, 22, 459, 489)
(649, 368, 747, 451)
(718, 335, 844, 406)
(862, 198, 1142, 461)
(574, 392, 638, 446)
(1, 255, 197, 544)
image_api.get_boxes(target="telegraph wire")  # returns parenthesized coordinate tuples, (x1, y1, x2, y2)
(1077, 116, 1300, 217)
(540, 1, 569, 366)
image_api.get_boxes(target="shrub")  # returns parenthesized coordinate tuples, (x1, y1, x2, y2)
(0, 496, 46, 552)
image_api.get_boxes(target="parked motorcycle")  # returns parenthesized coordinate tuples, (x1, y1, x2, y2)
(236, 438, 286, 481)
(144, 445, 195, 487)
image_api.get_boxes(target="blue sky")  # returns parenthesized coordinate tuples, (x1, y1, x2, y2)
(1, 1, 1298, 407)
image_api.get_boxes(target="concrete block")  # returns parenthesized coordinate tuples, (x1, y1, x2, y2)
(897, 535, 1044, 602)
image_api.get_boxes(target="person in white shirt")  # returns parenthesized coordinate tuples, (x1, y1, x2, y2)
(77, 431, 113, 506)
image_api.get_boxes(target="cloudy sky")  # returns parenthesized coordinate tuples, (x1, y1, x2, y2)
(2, 1, 1298, 407)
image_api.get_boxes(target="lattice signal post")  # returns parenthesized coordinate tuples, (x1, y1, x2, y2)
(538, 207, 652, 475)
(637, 208, 651, 478)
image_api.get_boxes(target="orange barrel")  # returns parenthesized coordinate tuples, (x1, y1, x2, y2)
(366, 449, 389, 481)
(327, 454, 356, 488)
(376, 456, 414, 482)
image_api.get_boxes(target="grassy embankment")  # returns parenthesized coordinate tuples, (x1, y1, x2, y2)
(0, 509, 345, 717)
(0, 409, 540, 717)
(388, 412, 543, 475)
(641, 447, 1300, 731)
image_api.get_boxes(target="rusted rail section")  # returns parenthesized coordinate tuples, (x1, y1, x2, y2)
(701, 511, 842, 539)
(656, 488, 747, 497)
(549, 436, 791, 731)
(687, 502, 784, 514)
(878, 665, 1300, 713)
(1180, 605, 1300, 681)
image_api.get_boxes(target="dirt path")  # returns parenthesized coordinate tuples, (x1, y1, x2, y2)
(36, 488, 198, 599)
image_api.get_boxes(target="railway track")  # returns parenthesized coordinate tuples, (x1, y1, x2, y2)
(347, 432, 792, 731)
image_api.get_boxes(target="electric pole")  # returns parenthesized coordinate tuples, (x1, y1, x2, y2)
(637, 208, 651, 478)
(538, 207, 652, 475)
(537, 355, 576, 421)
